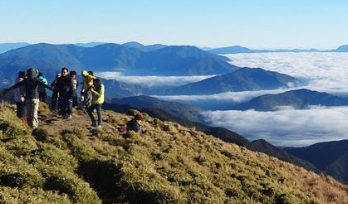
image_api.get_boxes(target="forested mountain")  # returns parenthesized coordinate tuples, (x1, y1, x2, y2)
(147, 67, 301, 95)
(0, 43, 238, 87)
(231, 89, 348, 111)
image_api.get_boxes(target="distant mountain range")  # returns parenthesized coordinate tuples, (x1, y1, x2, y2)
(146, 67, 301, 96)
(2, 42, 348, 54)
(207, 45, 348, 54)
(98, 67, 302, 101)
(284, 139, 348, 184)
(0, 42, 301, 99)
(0, 43, 238, 86)
(231, 89, 348, 111)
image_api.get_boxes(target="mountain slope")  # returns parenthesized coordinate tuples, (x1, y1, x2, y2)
(285, 139, 348, 184)
(150, 67, 300, 95)
(208, 45, 253, 54)
(0, 102, 347, 203)
(0, 42, 30, 53)
(122, 41, 167, 52)
(136, 45, 237, 75)
(0, 43, 85, 83)
(102, 102, 319, 174)
(111, 95, 204, 122)
(232, 88, 348, 111)
(335, 44, 348, 52)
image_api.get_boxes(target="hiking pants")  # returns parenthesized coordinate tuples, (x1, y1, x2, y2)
(26, 99, 39, 129)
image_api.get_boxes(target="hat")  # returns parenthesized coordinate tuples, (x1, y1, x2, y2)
(81, 70, 88, 76)
(27, 68, 38, 79)
(135, 114, 142, 120)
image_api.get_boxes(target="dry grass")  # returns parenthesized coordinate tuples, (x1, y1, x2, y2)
(0, 101, 347, 204)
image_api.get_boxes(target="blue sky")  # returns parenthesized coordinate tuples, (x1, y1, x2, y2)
(1, 0, 347, 49)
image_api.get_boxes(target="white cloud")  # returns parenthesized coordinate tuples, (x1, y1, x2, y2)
(224, 52, 348, 96)
(201, 106, 348, 147)
(153, 89, 291, 103)
(196, 52, 348, 147)
(94, 72, 215, 87)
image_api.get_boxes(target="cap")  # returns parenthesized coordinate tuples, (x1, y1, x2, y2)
(135, 114, 142, 120)
(81, 70, 88, 76)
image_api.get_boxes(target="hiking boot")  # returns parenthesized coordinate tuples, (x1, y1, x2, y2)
(91, 123, 96, 127)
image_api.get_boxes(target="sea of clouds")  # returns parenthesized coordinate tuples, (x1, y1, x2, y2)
(203, 52, 348, 147)
(96, 52, 348, 147)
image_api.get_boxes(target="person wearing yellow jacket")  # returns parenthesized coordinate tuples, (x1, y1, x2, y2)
(87, 78, 104, 128)
(80, 70, 97, 109)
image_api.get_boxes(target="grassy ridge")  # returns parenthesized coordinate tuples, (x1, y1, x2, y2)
(0, 102, 347, 204)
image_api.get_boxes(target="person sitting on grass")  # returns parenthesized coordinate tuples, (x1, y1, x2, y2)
(126, 114, 143, 133)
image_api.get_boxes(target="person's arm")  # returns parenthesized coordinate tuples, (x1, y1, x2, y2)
(2, 80, 25, 94)
(43, 78, 48, 85)
(90, 84, 104, 97)
(50, 79, 57, 87)
(38, 80, 53, 91)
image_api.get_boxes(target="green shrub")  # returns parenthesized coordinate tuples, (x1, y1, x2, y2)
(0, 186, 73, 204)
(0, 172, 44, 188)
(76, 159, 124, 200)
(32, 128, 49, 142)
(43, 173, 101, 204)
(0, 121, 28, 139)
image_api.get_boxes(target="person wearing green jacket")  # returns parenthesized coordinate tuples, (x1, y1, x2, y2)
(87, 78, 104, 128)
(38, 72, 48, 103)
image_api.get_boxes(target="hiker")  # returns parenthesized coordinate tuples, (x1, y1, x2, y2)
(38, 72, 48, 103)
(126, 114, 144, 133)
(87, 78, 104, 128)
(50, 72, 61, 111)
(69, 70, 79, 107)
(13, 71, 26, 121)
(81, 70, 97, 110)
(2, 68, 52, 129)
(55, 67, 74, 119)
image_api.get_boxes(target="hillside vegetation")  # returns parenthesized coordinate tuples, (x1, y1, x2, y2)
(0, 101, 348, 204)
